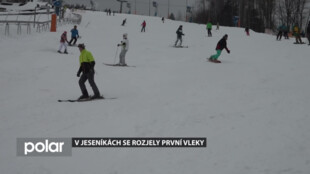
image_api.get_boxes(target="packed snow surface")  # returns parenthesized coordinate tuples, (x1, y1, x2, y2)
(0, 10, 310, 174)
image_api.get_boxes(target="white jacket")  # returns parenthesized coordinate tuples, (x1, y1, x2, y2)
(121, 38, 129, 51)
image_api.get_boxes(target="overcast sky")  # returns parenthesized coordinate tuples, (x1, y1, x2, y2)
(64, 0, 199, 19)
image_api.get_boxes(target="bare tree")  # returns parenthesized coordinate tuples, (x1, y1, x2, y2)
(277, 0, 307, 30)
(257, 0, 276, 29)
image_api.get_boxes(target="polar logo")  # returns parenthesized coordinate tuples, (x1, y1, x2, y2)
(17, 138, 72, 156)
(24, 140, 64, 155)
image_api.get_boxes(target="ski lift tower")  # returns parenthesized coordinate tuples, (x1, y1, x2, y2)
(116, 0, 127, 13)
(153, 1, 158, 16)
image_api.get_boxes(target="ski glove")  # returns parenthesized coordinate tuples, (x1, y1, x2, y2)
(227, 50, 230, 54)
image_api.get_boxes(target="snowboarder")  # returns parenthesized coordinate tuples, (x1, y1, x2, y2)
(76, 43, 102, 100)
(121, 18, 126, 26)
(175, 25, 184, 47)
(116, 33, 129, 66)
(292, 23, 303, 44)
(162, 17, 165, 23)
(209, 34, 230, 63)
(307, 21, 310, 45)
(58, 31, 68, 54)
(206, 21, 212, 37)
(68, 25, 79, 46)
(141, 20, 146, 32)
(245, 27, 250, 36)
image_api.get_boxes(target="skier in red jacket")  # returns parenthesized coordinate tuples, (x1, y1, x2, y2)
(141, 20, 146, 32)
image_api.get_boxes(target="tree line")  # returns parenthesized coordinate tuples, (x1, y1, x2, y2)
(191, 0, 309, 33)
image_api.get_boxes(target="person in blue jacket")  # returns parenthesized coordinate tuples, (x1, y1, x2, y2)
(69, 25, 79, 46)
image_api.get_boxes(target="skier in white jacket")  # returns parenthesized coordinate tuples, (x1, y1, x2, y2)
(117, 33, 129, 66)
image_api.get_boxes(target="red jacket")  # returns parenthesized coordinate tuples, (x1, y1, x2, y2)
(142, 21, 146, 27)
(60, 32, 68, 43)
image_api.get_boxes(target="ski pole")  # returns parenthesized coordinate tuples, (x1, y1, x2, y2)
(113, 46, 119, 64)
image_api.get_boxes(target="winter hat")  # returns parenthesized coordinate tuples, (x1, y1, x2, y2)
(77, 43, 85, 49)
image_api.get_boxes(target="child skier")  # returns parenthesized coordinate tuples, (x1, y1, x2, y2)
(69, 25, 79, 46)
(58, 31, 68, 54)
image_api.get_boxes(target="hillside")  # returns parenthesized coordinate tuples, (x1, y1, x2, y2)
(0, 11, 310, 174)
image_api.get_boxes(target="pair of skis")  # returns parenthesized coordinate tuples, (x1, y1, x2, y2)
(172, 45, 189, 48)
(58, 96, 116, 102)
(103, 63, 136, 67)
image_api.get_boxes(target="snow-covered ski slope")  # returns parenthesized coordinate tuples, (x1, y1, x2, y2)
(0, 11, 310, 174)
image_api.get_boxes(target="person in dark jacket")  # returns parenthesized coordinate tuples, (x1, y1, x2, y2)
(69, 25, 79, 45)
(307, 21, 310, 45)
(76, 43, 102, 100)
(277, 24, 284, 40)
(121, 18, 126, 26)
(209, 34, 230, 63)
(175, 25, 184, 46)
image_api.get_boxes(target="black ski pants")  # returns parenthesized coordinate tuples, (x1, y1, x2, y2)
(69, 37, 77, 45)
(79, 70, 100, 97)
(141, 26, 146, 32)
(277, 31, 283, 40)
(207, 29, 212, 36)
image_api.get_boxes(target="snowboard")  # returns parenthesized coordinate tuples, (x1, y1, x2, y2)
(103, 63, 136, 67)
(207, 58, 221, 63)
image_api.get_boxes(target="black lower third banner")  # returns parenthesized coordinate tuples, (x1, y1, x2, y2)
(72, 138, 207, 148)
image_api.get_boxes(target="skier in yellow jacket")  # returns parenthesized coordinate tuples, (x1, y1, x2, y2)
(76, 43, 102, 100)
